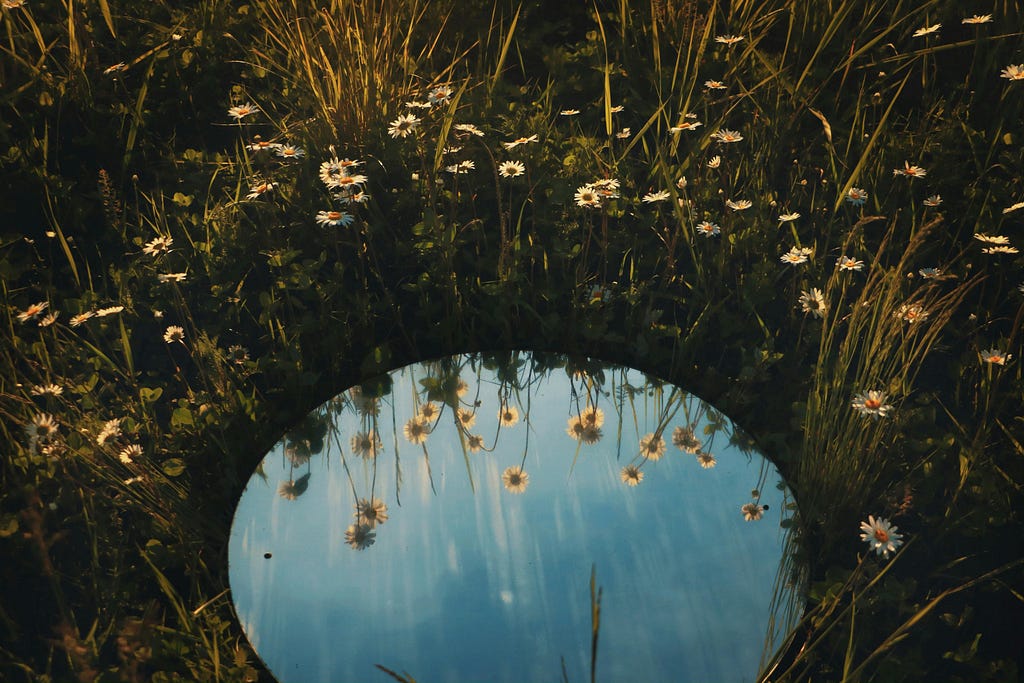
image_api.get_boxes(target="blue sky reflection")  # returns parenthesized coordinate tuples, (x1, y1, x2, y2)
(229, 354, 800, 683)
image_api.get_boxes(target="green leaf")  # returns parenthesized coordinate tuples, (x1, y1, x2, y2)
(161, 459, 186, 477)
(0, 513, 19, 538)
(140, 386, 163, 403)
(171, 407, 194, 427)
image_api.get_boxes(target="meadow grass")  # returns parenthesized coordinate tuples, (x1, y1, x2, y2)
(1, 0, 1023, 681)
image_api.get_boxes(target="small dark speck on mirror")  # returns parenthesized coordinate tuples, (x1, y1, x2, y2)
(264, 552, 272, 559)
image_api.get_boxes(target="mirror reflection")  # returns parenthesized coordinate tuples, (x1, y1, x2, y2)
(229, 352, 803, 683)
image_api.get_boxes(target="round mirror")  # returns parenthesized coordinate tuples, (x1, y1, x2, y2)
(229, 352, 804, 682)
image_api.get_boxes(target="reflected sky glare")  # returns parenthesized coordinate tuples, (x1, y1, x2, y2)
(229, 354, 799, 683)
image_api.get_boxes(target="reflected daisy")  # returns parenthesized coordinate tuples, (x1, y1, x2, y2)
(980, 349, 1012, 365)
(860, 515, 903, 558)
(672, 426, 701, 453)
(388, 113, 420, 138)
(741, 503, 764, 521)
(403, 417, 430, 444)
(502, 466, 529, 493)
(580, 406, 604, 429)
(696, 451, 717, 469)
(566, 416, 585, 440)
(799, 288, 827, 318)
(456, 408, 477, 429)
(851, 390, 893, 418)
(466, 434, 485, 452)
(620, 465, 644, 486)
(345, 523, 376, 550)
(417, 402, 440, 422)
(350, 431, 382, 459)
(355, 498, 389, 527)
(498, 405, 519, 427)
(580, 425, 603, 445)
(639, 433, 666, 461)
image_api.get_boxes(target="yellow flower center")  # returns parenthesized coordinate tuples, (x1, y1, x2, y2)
(864, 398, 881, 409)
(873, 528, 889, 543)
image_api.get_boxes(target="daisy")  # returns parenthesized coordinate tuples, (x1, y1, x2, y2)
(574, 184, 602, 209)
(778, 212, 801, 222)
(918, 267, 941, 279)
(973, 233, 1010, 244)
(961, 14, 992, 24)
(247, 139, 279, 153)
(38, 312, 59, 327)
(275, 145, 305, 159)
(559, 109, 580, 116)
(592, 178, 621, 198)
(620, 465, 644, 486)
(696, 451, 717, 468)
(639, 433, 666, 461)
(715, 34, 744, 45)
(982, 245, 1019, 254)
(851, 390, 893, 418)
(502, 134, 539, 150)
(119, 444, 142, 464)
(403, 417, 430, 444)
(31, 383, 63, 397)
(246, 180, 276, 200)
(893, 161, 926, 178)
(980, 349, 1012, 365)
(387, 113, 421, 138)
(1003, 201, 1024, 214)
(328, 172, 369, 192)
(163, 325, 185, 344)
(157, 272, 187, 283)
(726, 198, 752, 211)
(143, 236, 173, 256)
(741, 503, 764, 521)
(466, 434, 485, 452)
(95, 306, 124, 317)
(228, 345, 249, 364)
(999, 64, 1024, 81)
(642, 190, 671, 203)
(780, 247, 810, 265)
(860, 515, 903, 558)
(498, 404, 519, 427)
(103, 62, 127, 75)
(97, 418, 122, 445)
(453, 123, 485, 136)
(427, 85, 453, 104)
(673, 426, 701, 453)
(898, 303, 929, 323)
(836, 255, 864, 271)
(27, 413, 58, 444)
(498, 160, 525, 178)
(614, 128, 631, 139)
(350, 431, 382, 459)
(676, 176, 688, 189)
(912, 23, 940, 37)
(609, 105, 625, 113)
(669, 121, 702, 133)
(799, 288, 827, 318)
(228, 102, 259, 121)
(16, 301, 48, 323)
(315, 210, 354, 227)
(845, 187, 869, 205)
(444, 160, 475, 174)
(711, 129, 744, 143)
(355, 498, 389, 527)
(69, 311, 95, 326)
(502, 466, 529, 493)
(405, 100, 431, 109)
(3, 1, 28, 8)
(707, 155, 721, 169)
(923, 195, 942, 207)
(696, 220, 720, 237)
(345, 523, 376, 550)
(338, 189, 370, 205)
(704, 79, 727, 90)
